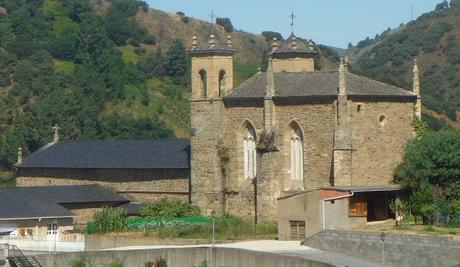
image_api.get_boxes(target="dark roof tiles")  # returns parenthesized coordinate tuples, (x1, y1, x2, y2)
(225, 71, 415, 101)
(0, 185, 129, 220)
(18, 139, 191, 170)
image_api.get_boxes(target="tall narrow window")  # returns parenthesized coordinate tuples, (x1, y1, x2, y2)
(290, 127, 303, 181)
(243, 126, 256, 179)
(219, 70, 227, 97)
(199, 70, 207, 98)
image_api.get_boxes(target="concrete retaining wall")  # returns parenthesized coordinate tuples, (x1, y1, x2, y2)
(36, 247, 336, 267)
(85, 235, 237, 251)
(303, 229, 460, 267)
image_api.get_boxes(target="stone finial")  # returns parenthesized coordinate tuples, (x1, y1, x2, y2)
(291, 36, 297, 50)
(339, 57, 347, 95)
(191, 36, 198, 50)
(226, 35, 233, 48)
(17, 147, 23, 165)
(266, 58, 275, 97)
(208, 34, 216, 48)
(413, 58, 422, 119)
(339, 57, 345, 71)
(307, 40, 315, 51)
(52, 124, 60, 143)
(271, 38, 279, 53)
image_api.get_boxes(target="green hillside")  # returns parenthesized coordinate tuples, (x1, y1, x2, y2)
(347, 1, 460, 128)
(0, 0, 342, 171)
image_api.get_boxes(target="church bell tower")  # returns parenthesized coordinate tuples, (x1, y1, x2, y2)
(189, 34, 237, 215)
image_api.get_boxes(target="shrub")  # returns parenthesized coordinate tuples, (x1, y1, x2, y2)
(216, 17, 233, 32)
(135, 47, 146, 55)
(154, 258, 167, 267)
(144, 34, 156, 45)
(111, 259, 123, 267)
(93, 208, 128, 233)
(181, 16, 190, 24)
(140, 198, 201, 219)
(261, 31, 283, 42)
(71, 257, 86, 267)
(176, 11, 185, 16)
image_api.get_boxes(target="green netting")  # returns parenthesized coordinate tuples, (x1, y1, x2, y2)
(87, 216, 212, 234)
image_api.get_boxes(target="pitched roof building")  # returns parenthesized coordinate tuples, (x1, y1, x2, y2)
(188, 32, 420, 235)
(16, 140, 191, 203)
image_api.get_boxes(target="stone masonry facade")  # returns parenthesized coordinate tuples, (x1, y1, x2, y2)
(189, 34, 418, 222)
(17, 168, 190, 203)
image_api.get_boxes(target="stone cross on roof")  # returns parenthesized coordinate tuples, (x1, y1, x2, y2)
(52, 124, 60, 143)
(210, 10, 215, 34)
(290, 12, 296, 34)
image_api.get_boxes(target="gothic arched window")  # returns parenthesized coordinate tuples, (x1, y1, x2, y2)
(243, 125, 257, 179)
(199, 70, 207, 98)
(219, 70, 227, 97)
(290, 125, 303, 181)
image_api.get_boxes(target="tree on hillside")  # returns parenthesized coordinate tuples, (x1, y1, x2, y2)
(436, 1, 449, 10)
(166, 39, 188, 83)
(216, 17, 233, 33)
(262, 31, 283, 42)
(450, 0, 460, 7)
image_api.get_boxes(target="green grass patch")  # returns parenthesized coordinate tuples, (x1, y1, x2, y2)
(54, 60, 75, 76)
(42, 0, 67, 16)
(119, 45, 140, 64)
(151, 214, 277, 240)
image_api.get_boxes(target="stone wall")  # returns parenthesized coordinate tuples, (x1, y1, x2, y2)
(349, 100, 414, 185)
(274, 102, 336, 191)
(303, 229, 460, 267)
(272, 57, 315, 73)
(36, 247, 336, 267)
(16, 168, 190, 203)
(190, 100, 226, 215)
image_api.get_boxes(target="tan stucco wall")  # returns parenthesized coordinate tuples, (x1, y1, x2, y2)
(277, 190, 322, 240)
(1, 218, 73, 241)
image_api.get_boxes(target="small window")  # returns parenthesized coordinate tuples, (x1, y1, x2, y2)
(199, 70, 207, 98)
(357, 105, 362, 113)
(219, 70, 227, 97)
(379, 115, 386, 125)
(47, 224, 58, 235)
(289, 220, 306, 240)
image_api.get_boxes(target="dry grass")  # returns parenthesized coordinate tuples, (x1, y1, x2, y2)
(356, 219, 460, 239)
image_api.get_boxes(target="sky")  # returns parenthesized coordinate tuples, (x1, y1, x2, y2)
(145, 0, 442, 48)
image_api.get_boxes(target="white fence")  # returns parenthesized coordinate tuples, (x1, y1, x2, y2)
(0, 236, 84, 252)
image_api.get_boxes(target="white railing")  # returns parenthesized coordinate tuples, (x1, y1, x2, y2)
(0, 236, 85, 252)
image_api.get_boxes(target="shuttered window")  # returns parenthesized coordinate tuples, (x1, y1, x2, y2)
(289, 220, 305, 240)
(349, 194, 368, 217)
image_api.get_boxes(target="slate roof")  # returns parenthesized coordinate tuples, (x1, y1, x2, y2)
(0, 185, 129, 220)
(189, 35, 237, 55)
(18, 139, 191, 170)
(271, 33, 318, 57)
(224, 71, 416, 102)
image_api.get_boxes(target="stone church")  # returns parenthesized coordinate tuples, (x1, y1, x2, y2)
(17, 32, 421, 226)
(188, 33, 420, 222)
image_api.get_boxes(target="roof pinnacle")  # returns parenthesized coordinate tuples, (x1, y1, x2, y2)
(289, 12, 296, 35)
